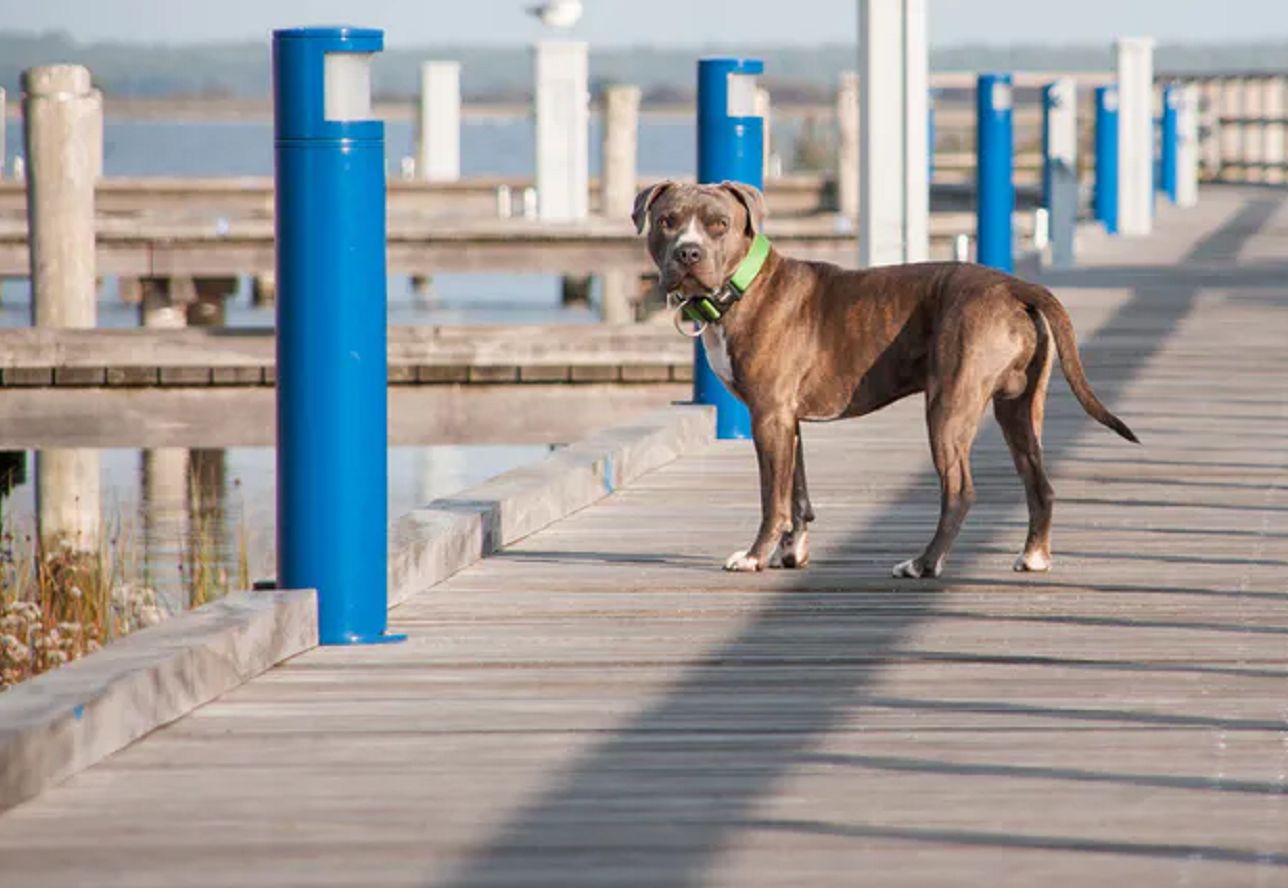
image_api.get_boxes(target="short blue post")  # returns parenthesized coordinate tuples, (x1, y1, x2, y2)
(1094, 85, 1120, 234)
(696, 57, 761, 440)
(273, 27, 403, 645)
(1160, 83, 1179, 203)
(976, 73, 1014, 272)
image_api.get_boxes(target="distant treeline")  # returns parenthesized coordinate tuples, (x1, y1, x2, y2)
(3, 30, 1286, 103)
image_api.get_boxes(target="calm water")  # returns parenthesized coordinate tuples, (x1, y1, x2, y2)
(0, 113, 806, 322)
(2, 114, 805, 178)
(0, 444, 550, 613)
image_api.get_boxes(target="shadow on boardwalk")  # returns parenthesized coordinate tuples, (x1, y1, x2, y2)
(441, 196, 1286, 886)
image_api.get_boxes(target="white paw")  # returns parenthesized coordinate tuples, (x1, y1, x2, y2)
(892, 556, 943, 579)
(892, 558, 924, 579)
(1014, 551, 1052, 572)
(775, 531, 809, 569)
(723, 550, 761, 572)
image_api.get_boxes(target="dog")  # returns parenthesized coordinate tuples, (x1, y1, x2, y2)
(633, 179, 1138, 578)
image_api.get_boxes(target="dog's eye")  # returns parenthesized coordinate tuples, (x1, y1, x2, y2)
(659, 214, 679, 230)
(709, 218, 729, 234)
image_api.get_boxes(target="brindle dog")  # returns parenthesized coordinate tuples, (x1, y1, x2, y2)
(633, 179, 1137, 578)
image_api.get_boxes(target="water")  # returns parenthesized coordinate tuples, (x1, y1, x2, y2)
(2, 113, 806, 179)
(0, 113, 806, 321)
(0, 444, 549, 613)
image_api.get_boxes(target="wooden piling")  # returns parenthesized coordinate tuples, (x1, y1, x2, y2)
(836, 72, 860, 219)
(22, 65, 101, 328)
(600, 85, 640, 223)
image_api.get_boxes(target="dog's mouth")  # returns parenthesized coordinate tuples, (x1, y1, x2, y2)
(662, 266, 722, 296)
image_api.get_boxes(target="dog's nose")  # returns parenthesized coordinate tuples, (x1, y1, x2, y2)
(675, 243, 704, 266)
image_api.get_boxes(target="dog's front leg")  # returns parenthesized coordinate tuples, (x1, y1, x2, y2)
(725, 409, 795, 572)
(773, 424, 813, 568)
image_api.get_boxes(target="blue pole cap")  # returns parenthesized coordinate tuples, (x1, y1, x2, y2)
(273, 26, 384, 143)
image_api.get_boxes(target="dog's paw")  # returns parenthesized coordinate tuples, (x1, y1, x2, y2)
(892, 556, 942, 579)
(723, 550, 762, 572)
(1013, 551, 1052, 572)
(774, 530, 810, 569)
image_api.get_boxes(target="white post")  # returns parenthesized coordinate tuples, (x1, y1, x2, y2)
(836, 71, 860, 219)
(22, 64, 101, 327)
(599, 267, 634, 323)
(416, 61, 461, 182)
(858, 0, 929, 266)
(1045, 77, 1078, 184)
(141, 448, 191, 613)
(1262, 75, 1285, 186)
(1115, 38, 1155, 237)
(600, 84, 640, 222)
(755, 87, 773, 180)
(36, 450, 100, 554)
(1176, 84, 1200, 207)
(534, 41, 589, 222)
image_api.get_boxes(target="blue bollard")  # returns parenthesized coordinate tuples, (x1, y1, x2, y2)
(273, 27, 403, 645)
(927, 99, 937, 183)
(1094, 85, 1120, 234)
(976, 73, 1014, 272)
(695, 58, 761, 440)
(1160, 83, 1179, 203)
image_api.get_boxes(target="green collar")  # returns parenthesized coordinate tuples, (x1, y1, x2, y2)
(729, 233, 772, 293)
(677, 234, 772, 327)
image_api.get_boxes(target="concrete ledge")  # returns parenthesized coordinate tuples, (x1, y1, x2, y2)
(0, 587, 316, 812)
(389, 404, 715, 606)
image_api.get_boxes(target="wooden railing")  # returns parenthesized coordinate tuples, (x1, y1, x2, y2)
(1171, 74, 1288, 184)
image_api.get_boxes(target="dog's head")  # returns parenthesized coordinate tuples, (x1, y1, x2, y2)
(631, 180, 767, 296)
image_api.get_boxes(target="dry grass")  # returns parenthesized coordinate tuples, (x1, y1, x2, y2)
(1, 506, 249, 691)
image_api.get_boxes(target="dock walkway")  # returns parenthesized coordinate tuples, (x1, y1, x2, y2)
(0, 186, 1285, 887)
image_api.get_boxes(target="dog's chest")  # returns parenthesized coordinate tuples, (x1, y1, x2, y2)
(700, 325, 735, 387)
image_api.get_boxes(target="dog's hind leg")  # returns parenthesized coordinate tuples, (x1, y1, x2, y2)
(774, 423, 813, 568)
(893, 386, 987, 579)
(995, 335, 1056, 572)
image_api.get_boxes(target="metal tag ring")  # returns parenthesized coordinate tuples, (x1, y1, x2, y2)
(672, 303, 707, 338)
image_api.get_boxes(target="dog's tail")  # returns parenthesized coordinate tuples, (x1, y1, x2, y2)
(1014, 284, 1140, 444)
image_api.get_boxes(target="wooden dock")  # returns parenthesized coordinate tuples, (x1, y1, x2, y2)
(0, 208, 1037, 277)
(0, 186, 1285, 886)
(0, 324, 691, 388)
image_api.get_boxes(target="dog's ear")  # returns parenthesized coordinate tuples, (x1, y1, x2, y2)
(631, 181, 675, 234)
(720, 181, 767, 235)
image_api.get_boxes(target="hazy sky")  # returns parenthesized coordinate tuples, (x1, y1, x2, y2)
(6, 0, 1288, 46)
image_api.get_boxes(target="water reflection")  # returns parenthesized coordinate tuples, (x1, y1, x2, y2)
(0, 444, 549, 615)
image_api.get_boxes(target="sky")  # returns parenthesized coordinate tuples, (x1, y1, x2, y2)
(4, 0, 1287, 46)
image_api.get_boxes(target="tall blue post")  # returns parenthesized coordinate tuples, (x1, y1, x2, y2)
(695, 57, 761, 440)
(273, 27, 402, 645)
(1094, 85, 1120, 234)
(1160, 83, 1179, 203)
(976, 73, 1014, 272)
(927, 100, 937, 183)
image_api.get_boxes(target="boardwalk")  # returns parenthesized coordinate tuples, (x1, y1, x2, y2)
(1, 186, 1286, 887)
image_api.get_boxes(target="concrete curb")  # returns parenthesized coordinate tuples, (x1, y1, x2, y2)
(0, 588, 316, 812)
(390, 403, 715, 606)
